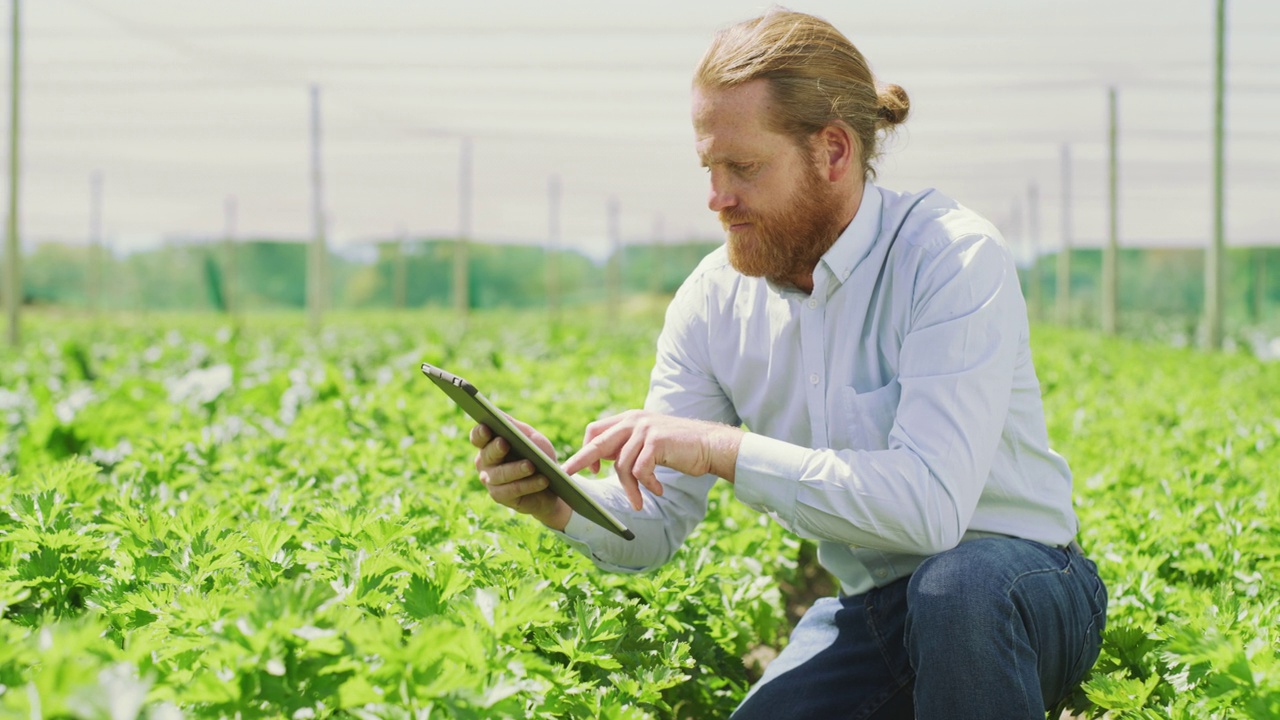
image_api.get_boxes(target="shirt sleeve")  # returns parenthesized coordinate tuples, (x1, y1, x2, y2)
(551, 272, 739, 572)
(733, 233, 1022, 556)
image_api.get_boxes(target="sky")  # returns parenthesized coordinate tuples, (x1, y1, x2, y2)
(6, 0, 1280, 261)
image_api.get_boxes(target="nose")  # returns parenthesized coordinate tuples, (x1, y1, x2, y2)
(707, 170, 737, 213)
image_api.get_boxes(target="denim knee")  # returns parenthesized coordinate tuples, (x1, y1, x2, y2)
(904, 539, 1017, 647)
(901, 536, 1105, 716)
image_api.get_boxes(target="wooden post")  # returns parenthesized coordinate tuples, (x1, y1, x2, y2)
(224, 195, 237, 315)
(1254, 248, 1266, 322)
(1205, 0, 1227, 349)
(393, 226, 407, 310)
(651, 213, 665, 295)
(607, 197, 621, 322)
(1027, 181, 1042, 321)
(1009, 195, 1023, 288)
(4, 0, 20, 347)
(454, 137, 472, 319)
(1057, 143, 1072, 325)
(547, 175, 561, 324)
(89, 171, 103, 314)
(164, 239, 179, 309)
(308, 85, 326, 334)
(1103, 87, 1119, 335)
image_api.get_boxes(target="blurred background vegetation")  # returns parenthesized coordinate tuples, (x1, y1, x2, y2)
(20, 238, 724, 311)
(17, 238, 1280, 341)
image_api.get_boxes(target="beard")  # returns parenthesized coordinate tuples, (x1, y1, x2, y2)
(721, 162, 847, 287)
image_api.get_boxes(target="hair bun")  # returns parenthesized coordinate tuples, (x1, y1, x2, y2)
(877, 83, 910, 127)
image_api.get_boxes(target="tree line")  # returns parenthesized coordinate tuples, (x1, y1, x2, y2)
(19, 238, 721, 312)
(16, 237, 1279, 329)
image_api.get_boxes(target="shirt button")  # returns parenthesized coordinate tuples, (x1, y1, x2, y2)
(807, 298, 818, 308)
(809, 373, 819, 385)
(874, 568, 888, 579)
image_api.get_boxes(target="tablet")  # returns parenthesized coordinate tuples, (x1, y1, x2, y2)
(420, 363, 635, 541)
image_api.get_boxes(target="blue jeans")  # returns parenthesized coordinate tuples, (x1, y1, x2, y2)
(731, 537, 1107, 719)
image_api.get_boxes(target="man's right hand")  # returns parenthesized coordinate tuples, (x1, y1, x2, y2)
(470, 419, 572, 532)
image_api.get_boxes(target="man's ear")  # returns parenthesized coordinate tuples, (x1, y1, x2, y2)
(815, 123, 858, 182)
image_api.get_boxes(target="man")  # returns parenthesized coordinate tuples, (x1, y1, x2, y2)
(471, 8, 1107, 719)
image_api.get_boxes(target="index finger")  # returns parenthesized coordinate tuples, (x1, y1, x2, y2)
(562, 422, 630, 476)
(562, 442, 606, 477)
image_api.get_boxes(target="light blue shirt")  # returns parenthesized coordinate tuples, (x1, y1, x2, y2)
(555, 182, 1078, 596)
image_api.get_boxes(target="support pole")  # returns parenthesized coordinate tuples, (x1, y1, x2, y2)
(547, 175, 561, 324)
(1253, 248, 1265, 322)
(607, 197, 621, 322)
(308, 84, 326, 334)
(393, 226, 407, 310)
(1057, 143, 1072, 325)
(224, 194, 237, 315)
(89, 171, 103, 314)
(651, 213, 665, 295)
(454, 137, 472, 319)
(1027, 181, 1042, 321)
(1103, 87, 1119, 335)
(1205, 0, 1228, 349)
(4, 0, 20, 347)
(1009, 195, 1023, 282)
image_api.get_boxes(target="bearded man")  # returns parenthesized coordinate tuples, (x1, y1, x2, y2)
(471, 8, 1107, 719)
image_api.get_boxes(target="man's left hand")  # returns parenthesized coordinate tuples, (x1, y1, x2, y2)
(561, 410, 743, 510)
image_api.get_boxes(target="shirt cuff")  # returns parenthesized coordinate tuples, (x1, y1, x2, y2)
(733, 432, 808, 528)
(551, 511, 609, 551)
(548, 511, 650, 574)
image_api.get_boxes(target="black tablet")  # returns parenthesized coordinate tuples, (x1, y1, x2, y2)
(420, 363, 635, 541)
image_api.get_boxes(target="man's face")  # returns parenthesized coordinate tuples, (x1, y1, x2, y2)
(692, 80, 845, 285)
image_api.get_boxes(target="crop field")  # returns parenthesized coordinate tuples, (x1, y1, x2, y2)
(0, 309, 1277, 719)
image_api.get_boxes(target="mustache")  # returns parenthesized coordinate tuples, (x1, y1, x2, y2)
(719, 210, 755, 227)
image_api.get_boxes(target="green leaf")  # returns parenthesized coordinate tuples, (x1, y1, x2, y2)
(1082, 671, 1161, 710)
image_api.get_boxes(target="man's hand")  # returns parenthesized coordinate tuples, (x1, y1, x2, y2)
(470, 418, 572, 532)
(561, 410, 743, 511)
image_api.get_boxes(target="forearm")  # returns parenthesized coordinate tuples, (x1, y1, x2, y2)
(734, 432, 974, 555)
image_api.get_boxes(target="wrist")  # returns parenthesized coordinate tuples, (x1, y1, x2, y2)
(538, 500, 573, 532)
(708, 425, 744, 483)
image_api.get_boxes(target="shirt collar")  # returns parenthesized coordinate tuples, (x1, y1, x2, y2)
(819, 181, 883, 289)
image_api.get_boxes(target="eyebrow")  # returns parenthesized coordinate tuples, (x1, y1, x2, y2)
(697, 152, 754, 168)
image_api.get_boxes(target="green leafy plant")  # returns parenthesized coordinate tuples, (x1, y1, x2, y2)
(0, 311, 1275, 718)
